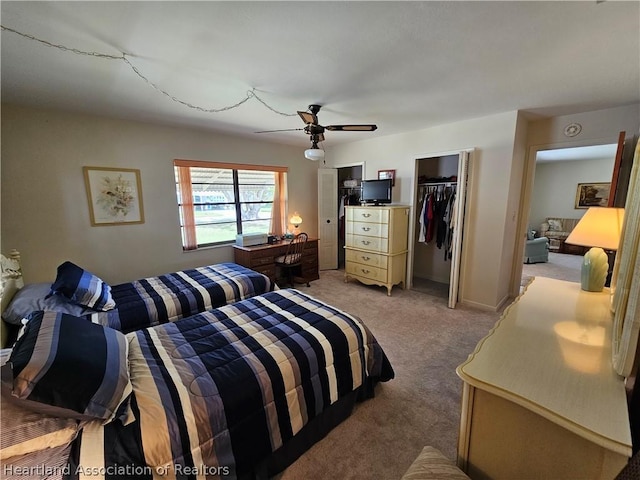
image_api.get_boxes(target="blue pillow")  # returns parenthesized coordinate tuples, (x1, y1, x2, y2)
(2, 283, 95, 325)
(49, 261, 115, 311)
(7, 311, 131, 421)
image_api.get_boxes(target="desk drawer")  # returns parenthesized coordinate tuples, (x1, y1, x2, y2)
(253, 265, 276, 279)
(251, 255, 275, 267)
(346, 234, 389, 253)
(345, 249, 388, 269)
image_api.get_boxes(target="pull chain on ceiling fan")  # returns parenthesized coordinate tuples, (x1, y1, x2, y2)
(256, 104, 377, 160)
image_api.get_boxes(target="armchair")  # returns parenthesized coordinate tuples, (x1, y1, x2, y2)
(524, 235, 549, 264)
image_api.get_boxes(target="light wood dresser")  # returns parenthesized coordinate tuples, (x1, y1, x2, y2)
(456, 277, 632, 480)
(344, 205, 409, 295)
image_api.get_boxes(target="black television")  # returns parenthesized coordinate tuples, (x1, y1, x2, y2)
(361, 178, 392, 205)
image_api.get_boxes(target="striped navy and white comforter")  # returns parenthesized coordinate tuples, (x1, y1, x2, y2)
(75, 289, 394, 479)
(87, 263, 274, 333)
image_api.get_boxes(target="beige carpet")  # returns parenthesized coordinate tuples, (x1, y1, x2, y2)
(276, 270, 500, 480)
(521, 252, 583, 285)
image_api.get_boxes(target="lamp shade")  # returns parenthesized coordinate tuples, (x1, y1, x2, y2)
(304, 148, 325, 161)
(565, 207, 625, 250)
(290, 213, 302, 227)
(565, 207, 624, 292)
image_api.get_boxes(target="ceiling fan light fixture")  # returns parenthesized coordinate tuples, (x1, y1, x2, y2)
(304, 148, 325, 161)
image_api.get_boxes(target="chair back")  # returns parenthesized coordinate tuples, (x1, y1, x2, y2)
(282, 232, 308, 265)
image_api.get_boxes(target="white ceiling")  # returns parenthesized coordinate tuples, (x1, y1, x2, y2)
(1, 1, 639, 148)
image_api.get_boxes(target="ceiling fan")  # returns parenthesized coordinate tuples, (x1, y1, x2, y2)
(256, 104, 378, 161)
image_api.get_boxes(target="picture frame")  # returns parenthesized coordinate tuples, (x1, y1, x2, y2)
(378, 169, 396, 186)
(575, 182, 611, 209)
(83, 166, 145, 226)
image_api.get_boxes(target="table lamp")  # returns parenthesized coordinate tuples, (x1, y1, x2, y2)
(564, 207, 624, 292)
(290, 212, 303, 235)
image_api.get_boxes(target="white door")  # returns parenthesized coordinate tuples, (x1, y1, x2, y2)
(448, 150, 471, 308)
(318, 168, 338, 270)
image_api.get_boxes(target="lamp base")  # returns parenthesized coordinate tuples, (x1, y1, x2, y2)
(580, 247, 608, 292)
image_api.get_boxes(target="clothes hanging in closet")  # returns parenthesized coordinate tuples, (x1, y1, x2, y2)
(417, 184, 457, 261)
(339, 192, 360, 239)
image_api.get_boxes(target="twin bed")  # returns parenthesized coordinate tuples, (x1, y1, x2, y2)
(0, 252, 393, 479)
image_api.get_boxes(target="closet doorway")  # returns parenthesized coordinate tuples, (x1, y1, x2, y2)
(337, 164, 363, 268)
(412, 151, 471, 308)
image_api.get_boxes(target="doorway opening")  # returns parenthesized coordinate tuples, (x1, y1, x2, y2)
(521, 143, 618, 289)
(337, 165, 363, 269)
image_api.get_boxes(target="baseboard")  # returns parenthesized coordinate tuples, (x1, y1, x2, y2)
(459, 298, 500, 312)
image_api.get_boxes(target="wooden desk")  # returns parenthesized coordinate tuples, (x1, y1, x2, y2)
(233, 238, 319, 286)
(456, 277, 631, 480)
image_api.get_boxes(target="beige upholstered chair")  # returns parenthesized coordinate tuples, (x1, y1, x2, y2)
(401, 446, 470, 480)
(274, 232, 309, 287)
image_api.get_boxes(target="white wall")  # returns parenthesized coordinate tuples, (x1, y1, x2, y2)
(1, 104, 320, 284)
(326, 111, 521, 310)
(529, 157, 616, 230)
(527, 105, 640, 148)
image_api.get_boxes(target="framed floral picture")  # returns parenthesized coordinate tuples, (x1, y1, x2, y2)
(83, 166, 145, 225)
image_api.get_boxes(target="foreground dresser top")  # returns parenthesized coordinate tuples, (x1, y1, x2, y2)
(457, 276, 631, 456)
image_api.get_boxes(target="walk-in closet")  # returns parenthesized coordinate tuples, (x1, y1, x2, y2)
(413, 152, 469, 307)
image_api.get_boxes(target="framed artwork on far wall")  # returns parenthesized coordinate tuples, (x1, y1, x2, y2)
(575, 182, 611, 209)
(83, 166, 145, 226)
(378, 169, 396, 186)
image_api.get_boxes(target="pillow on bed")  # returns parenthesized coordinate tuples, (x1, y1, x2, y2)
(1, 282, 95, 325)
(0, 349, 80, 460)
(49, 261, 115, 311)
(7, 311, 131, 422)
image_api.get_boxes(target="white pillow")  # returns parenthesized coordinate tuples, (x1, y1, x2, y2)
(547, 219, 563, 231)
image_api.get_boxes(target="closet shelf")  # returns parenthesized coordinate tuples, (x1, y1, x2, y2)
(418, 181, 457, 186)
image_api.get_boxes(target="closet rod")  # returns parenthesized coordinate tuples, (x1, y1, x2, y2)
(418, 181, 457, 187)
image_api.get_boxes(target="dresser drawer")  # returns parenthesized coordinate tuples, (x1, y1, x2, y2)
(348, 207, 389, 224)
(345, 249, 388, 269)
(346, 221, 389, 238)
(346, 262, 387, 283)
(346, 234, 389, 253)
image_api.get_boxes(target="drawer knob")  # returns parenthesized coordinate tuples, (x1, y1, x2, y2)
(362, 227, 371, 232)
(362, 213, 371, 218)
(361, 240, 371, 245)
(362, 256, 370, 261)
(361, 269, 370, 274)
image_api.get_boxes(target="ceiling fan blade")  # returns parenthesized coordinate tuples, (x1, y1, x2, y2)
(298, 111, 318, 125)
(325, 124, 378, 132)
(255, 128, 304, 133)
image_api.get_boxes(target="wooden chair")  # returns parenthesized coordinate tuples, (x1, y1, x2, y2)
(275, 232, 309, 287)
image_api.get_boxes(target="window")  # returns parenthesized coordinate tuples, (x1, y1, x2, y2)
(174, 160, 288, 250)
